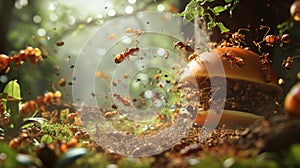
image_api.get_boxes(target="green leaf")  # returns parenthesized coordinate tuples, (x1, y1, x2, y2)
(205, 0, 215, 3)
(179, 0, 198, 21)
(212, 6, 227, 15)
(207, 21, 216, 29)
(41, 134, 53, 144)
(206, 14, 216, 29)
(3, 80, 21, 100)
(225, 0, 232, 2)
(277, 19, 294, 34)
(60, 108, 70, 121)
(216, 22, 230, 33)
(198, 6, 205, 17)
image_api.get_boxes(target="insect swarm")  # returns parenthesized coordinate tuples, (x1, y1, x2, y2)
(181, 47, 282, 126)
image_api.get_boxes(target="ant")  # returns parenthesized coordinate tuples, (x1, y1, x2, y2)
(260, 52, 272, 65)
(125, 27, 144, 37)
(174, 40, 201, 60)
(113, 93, 131, 106)
(173, 41, 195, 53)
(228, 28, 250, 47)
(259, 53, 273, 82)
(0, 46, 43, 72)
(104, 110, 118, 119)
(282, 55, 300, 70)
(254, 25, 291, 51)
(221, 52, 244, 68)
(114, 41, 140, 64)
(187, 52, 199, 61)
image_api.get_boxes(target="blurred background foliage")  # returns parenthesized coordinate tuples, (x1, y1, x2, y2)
(0, 0, 185, 101)
(0, 0, 299, 101)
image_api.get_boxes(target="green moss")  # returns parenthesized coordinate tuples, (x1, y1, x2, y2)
(40, 123, 73, 141)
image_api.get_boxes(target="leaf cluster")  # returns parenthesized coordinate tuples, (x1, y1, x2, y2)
(277, 19, 294, 34)
(0, 80, 46, 138)
(179, 0, 239, 33)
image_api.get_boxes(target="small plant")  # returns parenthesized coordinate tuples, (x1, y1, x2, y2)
(0, 80, 47, 140)
(179, 0, 240, 33)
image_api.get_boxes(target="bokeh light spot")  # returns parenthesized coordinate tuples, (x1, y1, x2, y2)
(128, 0, 136, 4)
(157, 4, 165, 12)
(107, 9, 116, 16)
(33, 15, 42, 23)
(37, 28, 46, 36)
(125, 6, 134, 14)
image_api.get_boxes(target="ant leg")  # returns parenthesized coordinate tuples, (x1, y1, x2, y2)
(135, 40, 140, 48)
(259, 25, 270, 42)
(237, 28, 250, 33)
(253, 41, 263, 53)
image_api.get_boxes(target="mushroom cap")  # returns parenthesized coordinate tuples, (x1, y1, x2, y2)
(180, 47, 282, 126)
(181, 47, 282, 93)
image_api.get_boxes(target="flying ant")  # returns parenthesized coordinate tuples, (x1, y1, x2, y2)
(254, 25, 291, 51)
(113, 93, 131, 106)
(104, 110, 118, 119)
(114, 40, 140, 64)
(260, 52, 272, 65)
(259, 53, 273, 82)
(56, 40, 64, 47)
(95, 71, 109, 80)
(173, 41, 195, 53)
(282, 55, 300, 70)
(0, 46, 43, 71)
(174, 41, 201, 60)
(228, 28, 249, 47)
(221, 52, 244, 68)
(114, 47, 139, 64)
(125, 27, 144, 37)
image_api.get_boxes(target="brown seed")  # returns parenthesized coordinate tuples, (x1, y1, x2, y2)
(56, 40, 65, 47)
